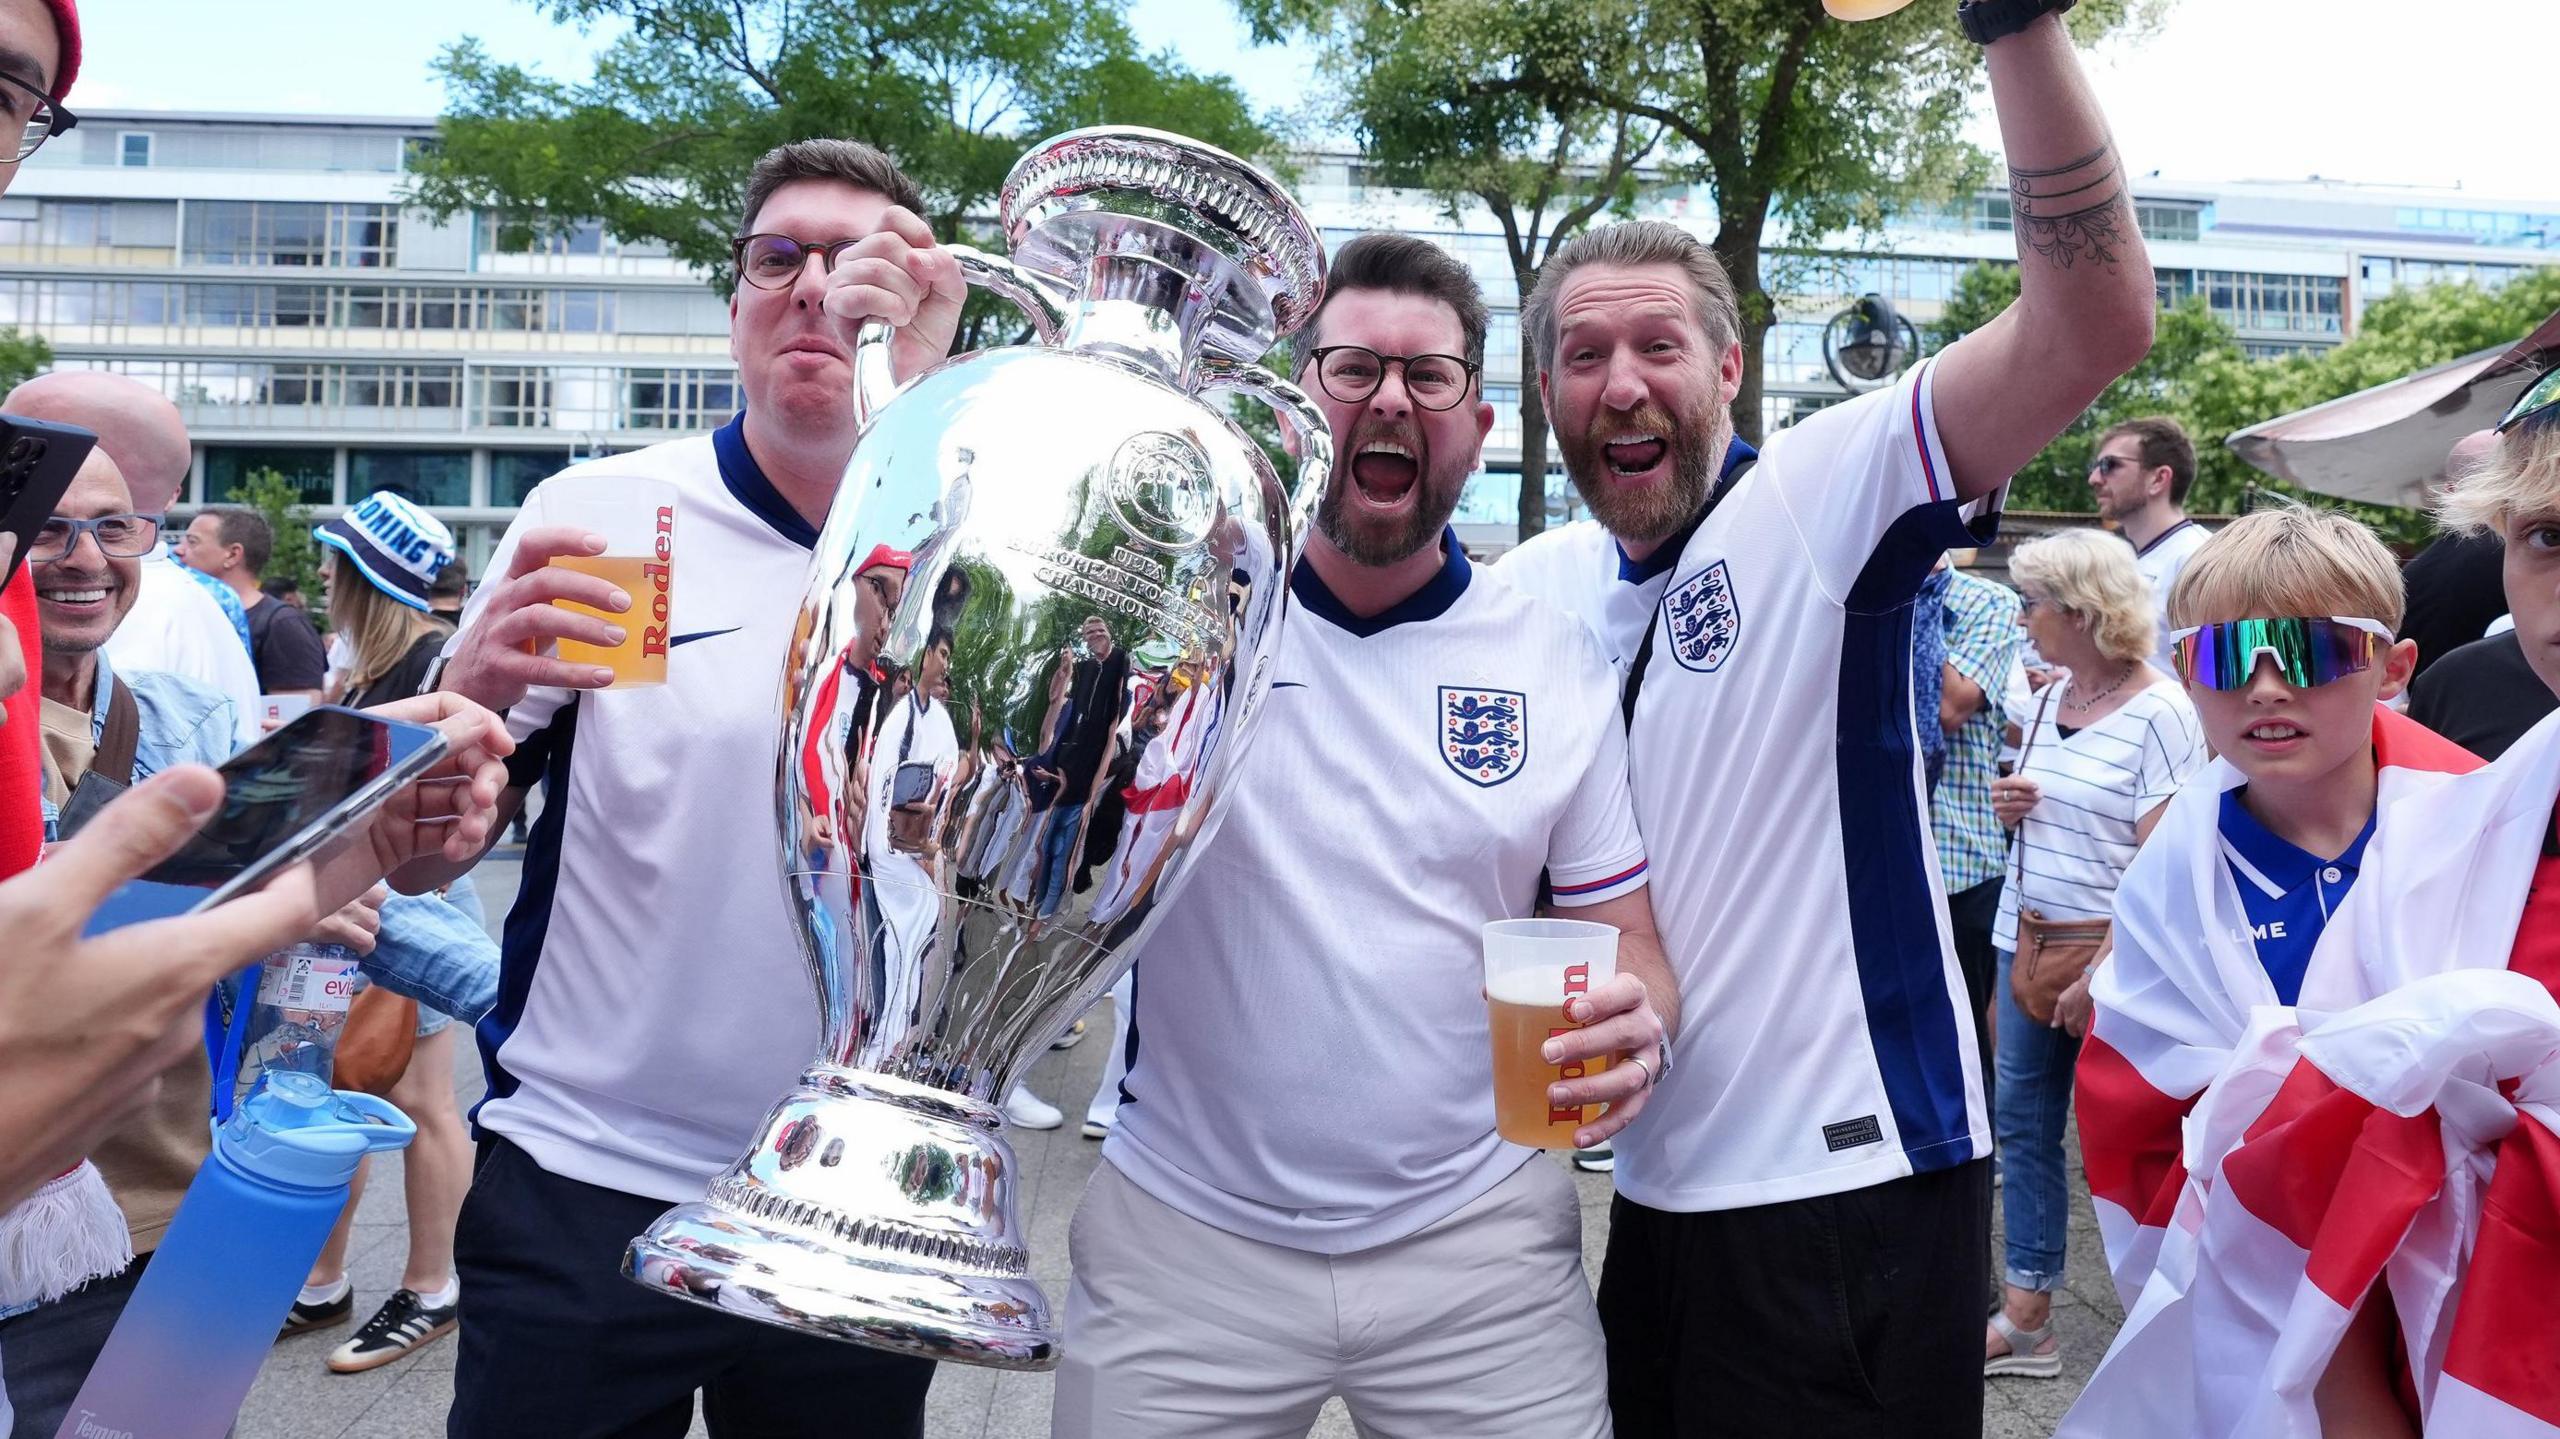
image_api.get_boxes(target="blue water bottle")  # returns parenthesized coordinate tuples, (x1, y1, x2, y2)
(56, 1072, 413, 1439)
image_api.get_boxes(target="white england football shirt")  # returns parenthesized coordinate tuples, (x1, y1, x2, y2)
(453, 414, 839, 1203)
(2134, 518, 2212, 665)
(1495, 439, 1759, 677)
(1105, 533, 1649, 1254)
(1498, 362, 1997, 1211)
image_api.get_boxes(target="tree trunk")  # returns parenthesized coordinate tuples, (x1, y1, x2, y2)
(1715, 224, 1769, 448)
(1515, 341, 1550, 543)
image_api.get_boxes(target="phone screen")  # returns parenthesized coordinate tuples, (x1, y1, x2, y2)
(150, 707, 436, 886)
(80, 707, 443, 936)
(0, 416, 99, 592)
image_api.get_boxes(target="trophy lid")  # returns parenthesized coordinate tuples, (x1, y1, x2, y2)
(998, 127, 1325, 366)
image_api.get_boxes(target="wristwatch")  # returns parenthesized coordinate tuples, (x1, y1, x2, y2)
(1957, 0, 2075, 45)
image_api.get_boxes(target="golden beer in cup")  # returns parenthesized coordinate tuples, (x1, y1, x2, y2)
(1483, 918, 1618, 1148)
(538, 474, 677, 687)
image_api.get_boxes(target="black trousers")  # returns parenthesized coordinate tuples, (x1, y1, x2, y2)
(1598, 1159, 1993, 1439)
(448, 1139, 934, 1439)
(1945, 875, 2004, 1094)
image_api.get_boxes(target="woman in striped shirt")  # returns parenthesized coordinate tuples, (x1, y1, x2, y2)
(1983, 528, 2205, 1378)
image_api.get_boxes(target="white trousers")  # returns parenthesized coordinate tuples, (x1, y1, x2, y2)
(1052, 1155, 1611, 1439)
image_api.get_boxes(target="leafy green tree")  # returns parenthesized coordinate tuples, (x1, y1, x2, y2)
(225, 467, 328, 630)
(1239, 0, 1659, 539)
(1932, 260, 2560, 536)
(0, 328, 50, 394)
(1382, 0, 2152, 448)
(406, 0, 1276, 342)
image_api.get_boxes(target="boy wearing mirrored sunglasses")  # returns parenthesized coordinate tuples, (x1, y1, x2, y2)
(2071, 505, 2480, 1437)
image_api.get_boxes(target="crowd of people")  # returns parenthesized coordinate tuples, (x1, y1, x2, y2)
(2, 0, 2559, 1435)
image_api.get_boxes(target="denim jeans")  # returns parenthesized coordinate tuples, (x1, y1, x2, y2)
(1992, 946, 2080, 1292)
(1036, 799, 1087, 918)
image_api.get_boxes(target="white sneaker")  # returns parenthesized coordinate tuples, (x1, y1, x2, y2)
(1050, 1019, 1089, 1051)
(1003, 1088, 1064, 1130)
(1079, 1119, 1109, 1140)
(1572, 1145, 1615, 1173)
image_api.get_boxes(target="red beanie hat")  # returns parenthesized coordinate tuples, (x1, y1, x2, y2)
(40, 0, 76, 100)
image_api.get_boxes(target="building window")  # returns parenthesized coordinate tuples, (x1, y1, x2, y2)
(490, 450, 573, 506)
(186, 201, 398, 267)
(204, 445, 334, 506)
(40, 201, 110, 247)
(118, 132, 152, 167)
(341, 363, 462, 412)
(350, 449, 472, 508)
(2134, 203, 2202, 244)
(476, 367, 552, 427)
(623, 368, 739, 429)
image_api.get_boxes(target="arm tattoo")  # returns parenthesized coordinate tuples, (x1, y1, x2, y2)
(2009, 143, 2130, 271)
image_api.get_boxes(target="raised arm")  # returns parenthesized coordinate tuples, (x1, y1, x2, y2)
(1933, 13, 2157, 501)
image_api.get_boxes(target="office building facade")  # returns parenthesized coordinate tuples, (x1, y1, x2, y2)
(9, 111, 2552, 557)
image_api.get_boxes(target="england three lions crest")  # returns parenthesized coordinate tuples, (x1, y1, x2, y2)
(1439, 686, 1527, 787)
(1664, 560, 1741, 672)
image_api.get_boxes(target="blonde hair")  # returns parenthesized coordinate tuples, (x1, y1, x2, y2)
(2008, 528, 2156, 664)
(2436, 412, 2560, 537)
(2167, 504, 2404, 631)
(329, 555, 445, 697)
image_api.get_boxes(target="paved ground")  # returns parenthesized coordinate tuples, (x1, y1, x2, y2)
(240, 858, 2123, 1437)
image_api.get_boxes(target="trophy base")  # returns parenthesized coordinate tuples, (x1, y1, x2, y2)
(622, 1070, 1059, 1371)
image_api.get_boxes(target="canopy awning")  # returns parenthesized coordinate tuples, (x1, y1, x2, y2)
(2227, 309, 2560, 509)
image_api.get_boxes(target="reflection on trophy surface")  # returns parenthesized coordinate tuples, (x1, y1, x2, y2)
(623, 126, 1331, 1370)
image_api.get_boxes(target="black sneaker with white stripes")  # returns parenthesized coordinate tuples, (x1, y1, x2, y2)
(325, 1287, 457, 1374)
(278, 1286, 352, 1340)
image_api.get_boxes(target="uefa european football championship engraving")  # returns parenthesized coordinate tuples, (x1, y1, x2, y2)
(623, 127, 1330, 1370)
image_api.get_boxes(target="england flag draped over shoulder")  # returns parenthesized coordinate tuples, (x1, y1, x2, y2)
(2077, 706, 2480, 1310)
(2063, 710, 2560, 1438)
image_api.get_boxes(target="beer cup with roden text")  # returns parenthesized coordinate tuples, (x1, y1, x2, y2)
(1484, 918, 1618, 1149)
(537, 473, 676, 687)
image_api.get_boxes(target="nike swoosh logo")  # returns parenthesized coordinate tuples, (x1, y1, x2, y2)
(1271, 681, 1308, 690)
(669, 628, 741, 648)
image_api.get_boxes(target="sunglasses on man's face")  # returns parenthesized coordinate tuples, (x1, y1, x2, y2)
(2168, 615, 2393, 692)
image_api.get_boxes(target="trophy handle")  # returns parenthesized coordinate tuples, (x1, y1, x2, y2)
(952, 244, 1071, 346)
(849, 246, 1074, 436)
(1197, 358, 1333, 534)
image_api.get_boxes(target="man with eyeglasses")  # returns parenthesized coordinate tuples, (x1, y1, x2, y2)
(7, 372, 263, 747)
(407, 137, 960, 1438)
(2087, 415, 2209, 664)
(1052, 231, 1676, 1438)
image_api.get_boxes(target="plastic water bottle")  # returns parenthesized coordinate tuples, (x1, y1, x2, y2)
(231, 942, 359, 1109)
(56, 1072, 413, 1439)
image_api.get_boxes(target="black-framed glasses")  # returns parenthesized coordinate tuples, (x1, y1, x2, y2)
(731, 233, 861, 290)
(1306, 345, 1481, 412)
(0, 72, 75, 164)
(31, 513, 161, 563)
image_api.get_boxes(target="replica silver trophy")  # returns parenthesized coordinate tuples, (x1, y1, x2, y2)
(624, 127, 1328, 1370)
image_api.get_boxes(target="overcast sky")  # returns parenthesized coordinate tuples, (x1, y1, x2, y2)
(64, 0, 2560, 199)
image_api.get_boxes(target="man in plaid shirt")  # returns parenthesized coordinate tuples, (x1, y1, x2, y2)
(1931, 563, 2022, 1081)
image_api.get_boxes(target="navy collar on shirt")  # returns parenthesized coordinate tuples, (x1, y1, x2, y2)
(713, 411, 821, 550)
(2135, 517, 2200, 559)
(2219, 787, 2376, 892)
(1290, 528, 1472, 638)
(1613, 436, 1760, 584)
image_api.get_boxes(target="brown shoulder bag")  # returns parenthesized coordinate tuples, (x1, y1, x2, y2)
(2008, 680, 2111, 1027)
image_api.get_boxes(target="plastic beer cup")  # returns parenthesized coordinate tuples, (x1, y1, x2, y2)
(1483, 917, 1617, 1148)
(538, 474, 677, 687)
